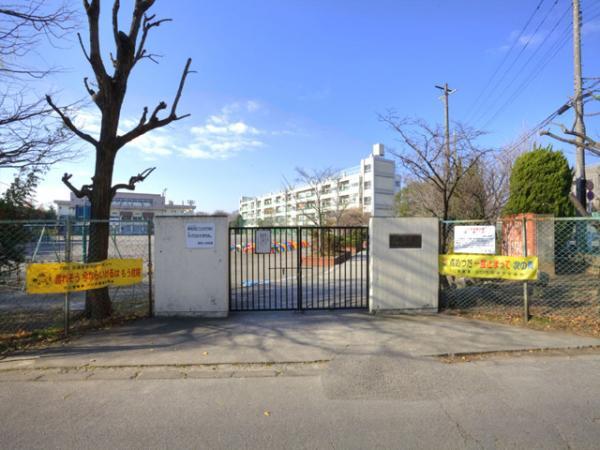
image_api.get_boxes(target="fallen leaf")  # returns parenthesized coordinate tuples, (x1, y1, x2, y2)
(263, 411, 271, 417)
(202, 351, 209, 356)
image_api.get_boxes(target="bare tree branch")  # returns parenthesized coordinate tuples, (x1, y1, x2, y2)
(380, 113, 491, 224)
(111, 167, 156, 197)
(112, 0, 120, 45)
(61, 173, 92, 199)
(83, 77, 95, 97)
(83, 0, 108, 86)
(117, 58, 193, 147)
(0, 2, 78, 171)
(134, 14, 172, 64)
(77, 32, 91, 63)
(45, 95, 98, 146)
(540, 129, 600, 156)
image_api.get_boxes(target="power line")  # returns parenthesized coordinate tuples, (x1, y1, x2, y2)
(466, 0, 561, 123)
(464, 0, 547, 123)
(499, 78, 600, 158)
(479, 9, 600, 132)
(477, 7, 572, 130)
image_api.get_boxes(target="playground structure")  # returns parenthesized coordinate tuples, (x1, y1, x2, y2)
(230, 240, 311, 254)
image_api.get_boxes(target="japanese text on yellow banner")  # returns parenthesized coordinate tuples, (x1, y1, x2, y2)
(26, 258, 143, 294)
(439, 254, 538, 281)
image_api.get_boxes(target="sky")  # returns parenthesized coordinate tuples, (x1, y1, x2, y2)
(2, 0, 600, 213)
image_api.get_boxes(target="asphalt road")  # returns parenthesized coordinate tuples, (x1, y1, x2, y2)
(1, 351, 599, 449)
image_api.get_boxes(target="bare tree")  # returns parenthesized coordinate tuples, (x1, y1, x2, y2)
(395, 133, 529, 222)
(540, 82, 600, 215)
(281, 175, 295, 226)
(394, 179, 440, 217)
(0, 1, 78, 170)
(379, 114, 491, 248)
(478, 134, 530, 219)
(337, 207, 369, 226)
(540, 81, 600, 156)
(295, 167, 345, 227)
(46, 0, 193, 319)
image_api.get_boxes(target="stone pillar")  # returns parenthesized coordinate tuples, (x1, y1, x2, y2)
(154, 215, 228, 317)
(369, 217, 439, 314)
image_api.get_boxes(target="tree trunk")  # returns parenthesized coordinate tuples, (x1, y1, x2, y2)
(85, 148, 116, 319)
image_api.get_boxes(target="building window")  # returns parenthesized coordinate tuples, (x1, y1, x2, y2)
(364, 181, 371, 190)
(364, 164, 371, 173)
(364, 197, 371, 206)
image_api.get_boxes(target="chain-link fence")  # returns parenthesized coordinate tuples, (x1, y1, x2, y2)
(441, 216, 600, 331)
(0, 219, 153, 340)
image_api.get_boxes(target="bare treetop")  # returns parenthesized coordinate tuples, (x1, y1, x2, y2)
(0, 1, 78, 170)
(47, 0, 194, 201)
(0, 1, 77, 80)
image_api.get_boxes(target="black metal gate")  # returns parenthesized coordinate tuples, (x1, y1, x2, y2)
(229, 226, 369, 311)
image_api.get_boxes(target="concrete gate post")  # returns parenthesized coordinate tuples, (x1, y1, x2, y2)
(369, 217, 439, 314)
(154, 215, 229, 318)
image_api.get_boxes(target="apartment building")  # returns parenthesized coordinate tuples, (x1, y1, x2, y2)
(239, 144, 401, 226)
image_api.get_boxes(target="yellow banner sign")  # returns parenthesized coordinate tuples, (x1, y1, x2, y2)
(26, 258, 143, 294)
(439, 254, 538, 281)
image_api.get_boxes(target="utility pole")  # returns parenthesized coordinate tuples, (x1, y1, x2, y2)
(573, 0, 586, 209)
(435, 83, 456, 176)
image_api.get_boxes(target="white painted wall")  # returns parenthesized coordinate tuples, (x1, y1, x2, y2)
(369, 217, 439, 313)
(154, 215, 228, 317)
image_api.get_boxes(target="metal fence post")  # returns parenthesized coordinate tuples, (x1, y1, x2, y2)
(82, 221, 87, 262)
(297, 226, 302, 311)
(64, 218, 72, 336)
(522, 217, 529, 323)
(147, 220, 154, 317)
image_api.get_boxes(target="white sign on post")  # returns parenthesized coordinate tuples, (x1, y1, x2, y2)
(454, 225, 496, 254)
(185, 223, 215, 249)
(255, 229, 271, 254)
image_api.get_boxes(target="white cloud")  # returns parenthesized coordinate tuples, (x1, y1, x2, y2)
(176, 101, 267, 159)
(73, 109, 101, 136)
(493, 30, 545, 54)
(122, 130, 174, 156)
(191, 118, 261, 137)
(246, 100, 261, 112)
(71, 101, 270, 161)
(517, 33, 542, 47)
(220, 100, 262, 117)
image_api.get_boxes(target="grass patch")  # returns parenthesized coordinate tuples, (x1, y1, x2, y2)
(0, 312, 148, 356)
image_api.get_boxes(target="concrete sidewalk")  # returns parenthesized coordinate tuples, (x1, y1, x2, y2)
(1, 312, 599, 371)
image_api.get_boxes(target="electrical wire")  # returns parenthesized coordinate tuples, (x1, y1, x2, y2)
(478, 18, 572, 130)
(480, 9, 600, 131)
(465, 0, 561, 124)
(464, 0, 547, 123)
